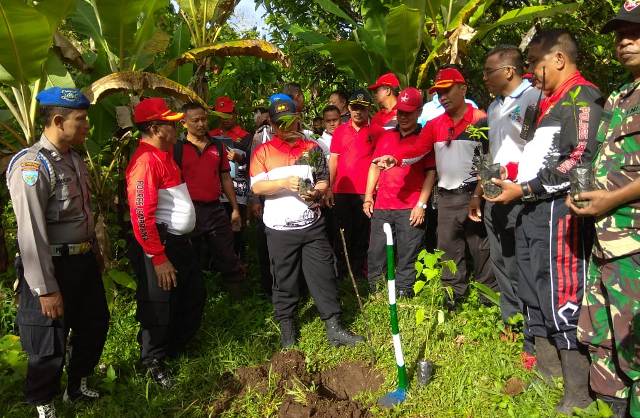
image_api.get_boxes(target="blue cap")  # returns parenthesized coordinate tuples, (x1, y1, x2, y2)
(36, 87, 90, 109)
(269, 93, 294, 105)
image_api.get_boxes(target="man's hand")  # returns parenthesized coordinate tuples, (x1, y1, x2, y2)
(250, 202, 263, 219)
(154, 260, 177, 291)
(301, 188, 321, 203)
(372, 155, 398, 170)
(231, 208, 242, 230)
(39, 291, 64, 319)
(279, 176, 300, 193)
(227, 148, 243, 163)
(484, 179, 523, 205)
(325, 189, 335, 207)
(409, 206, 425, 227)
(363, 199, 374, 218)
(566, 190, 618, 217)
(468, 196, 483, 222)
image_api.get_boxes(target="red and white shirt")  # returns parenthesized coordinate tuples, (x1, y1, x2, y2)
(250, 136, 328, 231)
(329, 121, 375, 194)
(126, 141, 195, 265)
(373, 127, 435, 210)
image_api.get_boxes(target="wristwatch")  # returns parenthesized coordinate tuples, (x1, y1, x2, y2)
(417, 201, 427, 209)
(520, 182, 536, 202)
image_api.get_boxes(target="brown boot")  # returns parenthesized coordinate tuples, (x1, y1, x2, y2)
(534, 336, 562, 384)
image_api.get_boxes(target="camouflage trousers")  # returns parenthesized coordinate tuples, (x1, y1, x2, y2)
(577, 252, 640, 416)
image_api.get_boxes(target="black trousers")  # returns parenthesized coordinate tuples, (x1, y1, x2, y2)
(16, 252, 109, 405)
(437, 190, 496, 299)
(265, 218, 341, 322)
(255, 217, 273, 296)
(131, 234, 205, 365)
(192, 201, 243, 281)
(368, 208, 425, 291)
(517, 196, 593, 350)
(333, 193, 370, 279)
(223, 202, 247, 262)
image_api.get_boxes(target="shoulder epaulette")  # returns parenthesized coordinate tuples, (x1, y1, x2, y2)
(7, 143, 56, 195)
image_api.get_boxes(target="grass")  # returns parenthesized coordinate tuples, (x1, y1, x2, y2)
(0, 253, 574, 418)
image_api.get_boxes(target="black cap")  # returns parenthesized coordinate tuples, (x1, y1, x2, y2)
(269, 99, 297, 123)
(348, 89, 372, 107)
(602, 1, 640, 33)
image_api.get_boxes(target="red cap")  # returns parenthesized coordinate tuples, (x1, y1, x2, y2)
(215, 95, 235, 113)
(368, 72, 400, 90)
(133, 98, 183, 124)
(429, 68, 466, 93)
(396, 87, 423, 112)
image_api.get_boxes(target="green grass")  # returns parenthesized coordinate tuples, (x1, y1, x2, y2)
(0, 263, 572, 417)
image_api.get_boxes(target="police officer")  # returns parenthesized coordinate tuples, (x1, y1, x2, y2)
(7, 87, 109, 418)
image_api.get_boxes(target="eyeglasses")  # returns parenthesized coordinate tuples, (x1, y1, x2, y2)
(482, 65, 515, 76)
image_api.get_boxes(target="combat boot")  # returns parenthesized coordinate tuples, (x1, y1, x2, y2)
(63, 376, 100, 402)
(556, 349, 592, 414)
(36, 403, 56, 418)
(279, 318, 297, 348)
(534, 336, 562, 384)
(597, 394, 629, 418)
(146, 359, 174, 389)
(324, 315, 365, 347)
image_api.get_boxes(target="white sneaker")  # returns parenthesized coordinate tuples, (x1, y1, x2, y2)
(63, 376, 100, 402)
(36, 403, 56, 418)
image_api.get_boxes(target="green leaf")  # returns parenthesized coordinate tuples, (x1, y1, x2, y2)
(107, 269, 137, 290)
(69, 0, 116, 72)
(43, 53, 75, 88)
(35, 0, 77, 33)
(167, 23, 193, 86)
(415, 307, 425, 325)
(418, 249, 427, 261)
(129, 0, 170, 70)
(0, 0, 54, 84)
(441, 259, 457, 275)
(471, 281, 500, 306)
(289, 23, 330, 45)
(415, 261, 424, 277)
(384, 4, 423, 87)
(576, 101, 589, 107)
(321, 40, 378, 84)
(446, 0, 483, 31)
(423, 252, 438, 269)
(413, 280, 425, 295)
(437, 309, 445, 325)
(475, 3, 580, 40)
(313, 0, 356, 26)
(106, 365, 117, 382)
(424, 267, 439, 281)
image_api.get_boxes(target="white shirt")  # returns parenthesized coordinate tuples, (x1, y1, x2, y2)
(312, 131, 332, 160)
(418, 94, 478, 126)
(486, 80, 540, 168)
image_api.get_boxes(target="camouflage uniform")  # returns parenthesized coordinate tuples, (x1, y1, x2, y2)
(577, 80, 640, 415)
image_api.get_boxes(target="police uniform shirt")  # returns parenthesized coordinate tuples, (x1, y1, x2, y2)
(7, 135, 94, 296)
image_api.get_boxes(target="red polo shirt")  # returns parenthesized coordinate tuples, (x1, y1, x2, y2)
(208, 125, 250, 142)
(330, 120, 375, 194)
(181, 138, 230, 202)
(373, 127, 435, 210)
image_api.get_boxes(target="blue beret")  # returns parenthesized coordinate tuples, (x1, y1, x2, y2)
(269, 93, 294, 105)
(36, 87, 90, 109)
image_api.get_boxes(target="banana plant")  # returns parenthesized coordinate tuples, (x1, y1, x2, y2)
(0, 0, 77, 145)
(163, 0, 290, 101)
(291, 0, 577, 87)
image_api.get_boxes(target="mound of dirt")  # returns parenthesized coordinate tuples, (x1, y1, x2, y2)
(214, 350, 383, 417)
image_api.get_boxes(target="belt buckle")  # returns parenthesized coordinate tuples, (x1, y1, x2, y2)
(78, 241, 91, 254)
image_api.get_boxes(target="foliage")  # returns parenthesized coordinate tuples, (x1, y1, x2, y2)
(0, 334, 26, 388)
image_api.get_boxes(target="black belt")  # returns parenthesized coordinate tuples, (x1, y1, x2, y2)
(192, 199, 221, 206)
(438, 182, 477, 195)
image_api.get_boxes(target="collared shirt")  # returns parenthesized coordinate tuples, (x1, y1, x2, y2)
(181, 137, 231, 202)
(7, 135, 95, 295)
(397, 104, 487, 190)
(592, 80, 640, 259)
(487, 80, 540, 180)
(250, 136, 328, 230)
(371, 105, 398, 140)
(373, 126, 435, 209)
(126, 141, 195, 266)
(418, 94, 478, 126)
(329, 120, 375, 194)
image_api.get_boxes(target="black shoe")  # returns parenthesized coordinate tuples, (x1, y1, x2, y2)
(397, 288, 415, 299)
(279, 318, 297, 348)
(596, 394, 629, 418)
(444, 293, 458, 312)
(146, 359, 174, 389)
(324, 315, 365, 347)
(534, 336, 562, 385)
(556, 349, 592, 414)
(63, 377, 100, 402)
